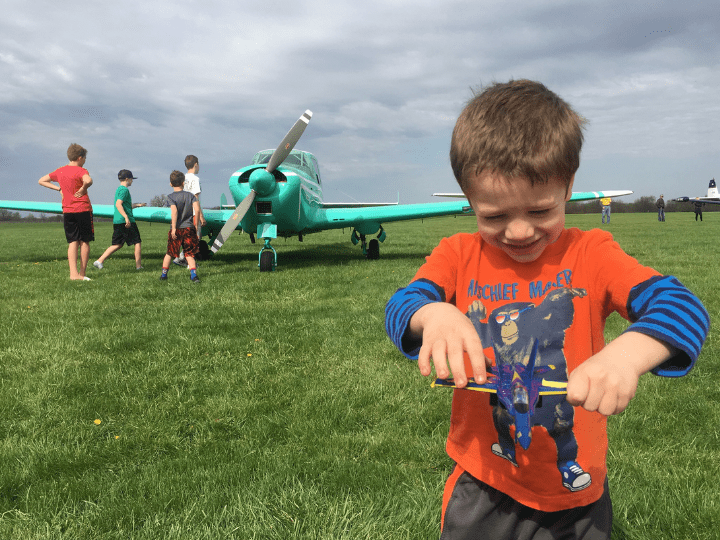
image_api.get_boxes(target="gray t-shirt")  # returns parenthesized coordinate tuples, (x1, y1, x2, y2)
(167, 190, 197, 229)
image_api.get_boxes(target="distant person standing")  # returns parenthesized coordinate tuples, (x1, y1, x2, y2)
(656, 194, 665, 222)
(173, 155, 205, 267)
(93, 170, 143, 270)
(600, 197, 611, 224)
(38, 143, 94, 281)
(693, 200, 704, 221)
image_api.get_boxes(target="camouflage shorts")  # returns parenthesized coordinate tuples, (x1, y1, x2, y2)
(166, 227, 199, 258)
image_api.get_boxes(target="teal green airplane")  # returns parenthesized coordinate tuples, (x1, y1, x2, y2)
(0, 110, 633, 271)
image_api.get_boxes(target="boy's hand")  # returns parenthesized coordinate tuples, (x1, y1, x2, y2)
(566, 352, 639, 416)
(411, 303, 488, 388)
(566, 331, 676, 416)
(171, 227, 177, 239)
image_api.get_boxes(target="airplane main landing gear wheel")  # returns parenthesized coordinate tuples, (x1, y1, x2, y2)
(366, 238, 380, 260)
(259, 249, 275, 272)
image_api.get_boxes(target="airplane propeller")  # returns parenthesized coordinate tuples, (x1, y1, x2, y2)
(210, 110, 313, 254)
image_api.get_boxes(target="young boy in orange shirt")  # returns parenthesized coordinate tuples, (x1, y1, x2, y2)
(385, 80, 709, 539)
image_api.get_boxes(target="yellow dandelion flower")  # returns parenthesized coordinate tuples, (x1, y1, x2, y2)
(94, 419, 102, 425)
(247, 353, 252, 357)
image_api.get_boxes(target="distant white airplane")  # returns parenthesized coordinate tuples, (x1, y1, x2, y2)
(674, 178, 720, 204)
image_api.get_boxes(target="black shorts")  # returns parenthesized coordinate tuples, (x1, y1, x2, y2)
(63, 211, 95, 243)
(111, 222, 142, 246)
(441, 469, 612, 540)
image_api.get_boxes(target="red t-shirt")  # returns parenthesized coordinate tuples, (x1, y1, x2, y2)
(49, 165, 92, 213)
(412, 228, 659, 511)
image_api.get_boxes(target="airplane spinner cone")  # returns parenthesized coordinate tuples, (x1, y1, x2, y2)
(210, 110, 313, 255)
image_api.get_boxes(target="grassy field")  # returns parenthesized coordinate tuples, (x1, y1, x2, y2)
(0, 212, 718, 539)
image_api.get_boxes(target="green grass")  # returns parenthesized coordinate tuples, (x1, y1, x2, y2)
(0, 213, 718, 539)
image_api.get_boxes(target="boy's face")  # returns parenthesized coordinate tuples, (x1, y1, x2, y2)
(465, 171, 573, 263)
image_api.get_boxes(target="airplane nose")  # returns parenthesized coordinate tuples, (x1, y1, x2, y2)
(249, 168, 276, 197)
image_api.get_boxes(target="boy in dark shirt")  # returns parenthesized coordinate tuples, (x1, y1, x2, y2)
(160, 170, 205, 283)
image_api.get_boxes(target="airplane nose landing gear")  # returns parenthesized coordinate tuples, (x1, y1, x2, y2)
(259, 244, 276, 272)
(258, 223, 277, 271)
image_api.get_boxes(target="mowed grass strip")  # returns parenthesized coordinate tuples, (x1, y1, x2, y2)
(0, 212, 718, 539)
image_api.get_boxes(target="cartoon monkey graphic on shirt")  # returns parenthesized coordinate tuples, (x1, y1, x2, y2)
(467, 286, 592, 492)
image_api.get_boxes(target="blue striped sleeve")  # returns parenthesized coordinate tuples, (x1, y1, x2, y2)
(625, 275, 709, 377)
(385, 278, 446, 360)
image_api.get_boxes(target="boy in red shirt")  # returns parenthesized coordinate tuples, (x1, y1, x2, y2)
(38, 143, 95, 281)
(385, 80, 709, 539)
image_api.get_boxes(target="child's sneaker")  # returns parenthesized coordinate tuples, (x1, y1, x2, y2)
(93, 260, 103, 269)
(173, 257, 188, 267)
(558, 461, 592, 492)
(136, 265, 144, 270)
(191, 275, 200, 284)
(159, 274, 168, 281)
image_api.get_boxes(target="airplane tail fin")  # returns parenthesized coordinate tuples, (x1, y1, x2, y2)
(708, 179, 718, 199)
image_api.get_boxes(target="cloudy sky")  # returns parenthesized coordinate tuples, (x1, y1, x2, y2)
(1, 0, 718, 208)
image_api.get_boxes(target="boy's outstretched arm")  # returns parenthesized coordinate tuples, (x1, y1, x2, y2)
(566, 332, 675, 416)
(385, 279, 488, 388)
(409, 303, 488, 388)
(569, 275, 709, 416)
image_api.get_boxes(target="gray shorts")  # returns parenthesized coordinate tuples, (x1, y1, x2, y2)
(441, 469, 612, 540)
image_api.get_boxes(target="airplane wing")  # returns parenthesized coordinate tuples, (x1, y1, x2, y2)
(0, 200, 236, 231)
(537, 379, 568, 395)
(432, 190, 633, 201)
(432, 376, 567, 396)
(0, 200, 174, 221)
(320, 202, 398, 208)
(432, 377, 498, 393)
(673, 197, 720, 205)
(308, 200, 473, 233)
(568, 190, 633, 201)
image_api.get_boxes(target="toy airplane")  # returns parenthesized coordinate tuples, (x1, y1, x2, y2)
(674, 178, 720, 205)
(0, 110, 633, 272)
(432, 340, 567, 450)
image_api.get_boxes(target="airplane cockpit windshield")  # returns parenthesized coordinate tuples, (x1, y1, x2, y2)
(253, 150, 321, 184)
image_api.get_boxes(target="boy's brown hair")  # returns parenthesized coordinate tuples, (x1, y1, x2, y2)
(170, 170, 185, 187)
(67, 143, 87, 162)
(184, 155, 198, 170)
(450, 79, 586, 193)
